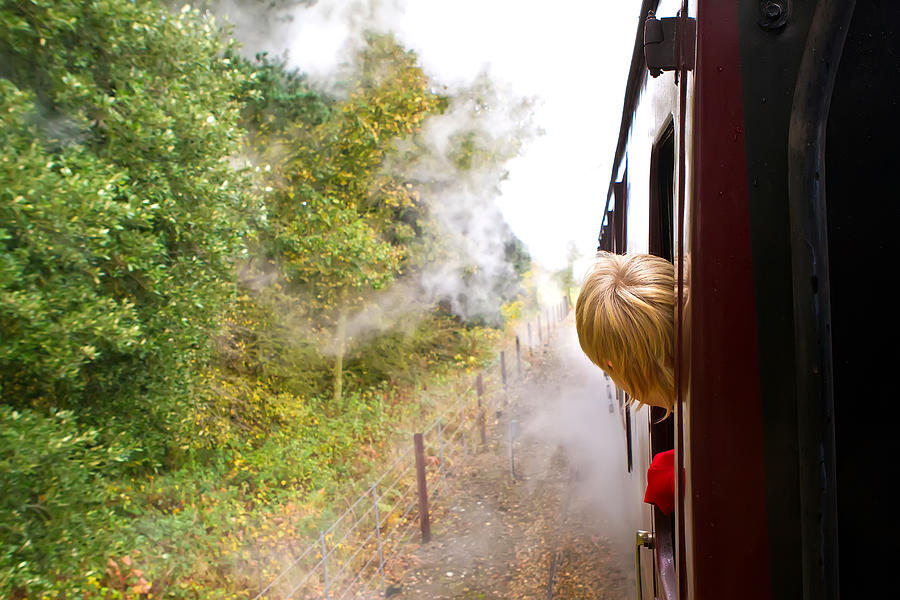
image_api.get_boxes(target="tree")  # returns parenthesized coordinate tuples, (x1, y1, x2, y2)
(0, 0, 252, 463)
(397, 73, 537, 325)
(554, 241, 581, 306)
(239, 34, 446, 402)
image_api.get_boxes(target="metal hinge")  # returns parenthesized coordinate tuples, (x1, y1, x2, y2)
(644, 10, 697, 78)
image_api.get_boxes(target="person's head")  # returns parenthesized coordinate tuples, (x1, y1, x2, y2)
(575, 252, 675, 411)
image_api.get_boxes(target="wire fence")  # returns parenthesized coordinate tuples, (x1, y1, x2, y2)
(251, 299, 570, 600)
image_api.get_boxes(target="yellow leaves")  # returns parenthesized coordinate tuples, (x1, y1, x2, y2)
(131, 580, 152, 595)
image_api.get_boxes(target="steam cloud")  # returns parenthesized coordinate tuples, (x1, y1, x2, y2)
(213, 0, 540, 335)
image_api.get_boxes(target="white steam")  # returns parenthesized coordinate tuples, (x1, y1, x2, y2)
(408, 85, 537, 324)
(211, 0, 539, 332)
(514, 323, 640, 583)
(215, 0, 406, 96)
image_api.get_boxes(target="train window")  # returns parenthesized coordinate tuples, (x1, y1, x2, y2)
(613, 172, 628, 254)
(597, 208, 614, 252)
(649, 120, 676, 458)
(624, 392, 633, 473)
(604, 372, 632, 473)
(649, 121, 675, 262)
(648, 119, 677, 600)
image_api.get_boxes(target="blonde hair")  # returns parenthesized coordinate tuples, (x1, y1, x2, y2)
(575, 252, 675, 411)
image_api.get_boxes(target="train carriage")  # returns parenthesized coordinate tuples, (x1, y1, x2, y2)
(601, 1, 898, 598)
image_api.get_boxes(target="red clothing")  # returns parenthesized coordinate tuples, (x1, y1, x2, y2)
(644, 449, 676, 515)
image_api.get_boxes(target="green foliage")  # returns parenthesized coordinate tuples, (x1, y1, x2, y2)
(0, 407, 125, 596)
(554, 241, 581, 305)
(344, 313, 474, 388)
(0, 81, 142, 395)
(505, 235, 532, 278)
(233, 51, 333, 137)
(0, 0, 252, 463)
(231, 34, 451, 403)
(0, 3, 532, 597)
(259, 33, 446, 317)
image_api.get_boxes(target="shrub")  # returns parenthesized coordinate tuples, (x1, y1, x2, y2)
(0, 407, 123, 596)
(0, 0, 253, 466)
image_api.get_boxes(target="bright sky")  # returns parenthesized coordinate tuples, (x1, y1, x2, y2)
(225, 0, 639, 271)
(392, 1, 637, 271)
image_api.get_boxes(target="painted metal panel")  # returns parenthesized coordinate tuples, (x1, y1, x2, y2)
(687, 1, 771, 598)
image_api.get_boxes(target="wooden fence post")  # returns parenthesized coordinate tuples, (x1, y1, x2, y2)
(516, 335, 522, 376)
(372, 484, 386, 592)
(320, 531, 329, 599)
(413, 433, 431, 543)
(476, 374, 487, 446)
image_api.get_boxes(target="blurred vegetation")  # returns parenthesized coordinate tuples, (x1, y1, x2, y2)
(0, 0, 532, 598)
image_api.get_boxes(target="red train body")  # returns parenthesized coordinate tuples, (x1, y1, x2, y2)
(601, 2, 898, 598)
